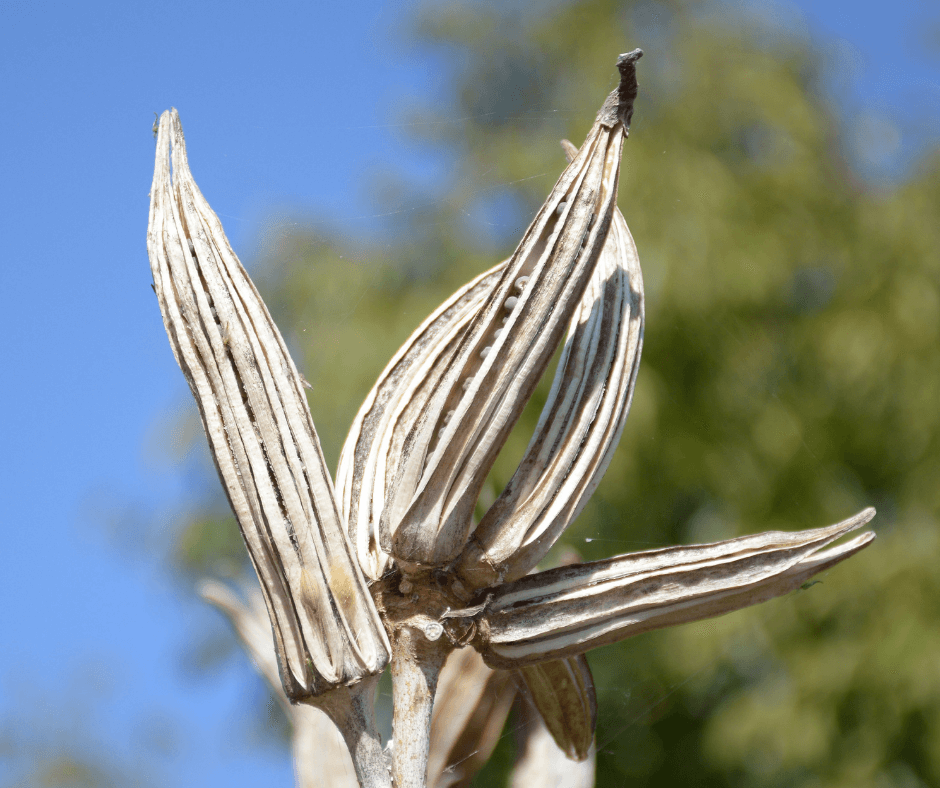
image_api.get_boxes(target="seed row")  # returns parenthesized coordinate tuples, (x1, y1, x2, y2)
(423, 218, 544, 464)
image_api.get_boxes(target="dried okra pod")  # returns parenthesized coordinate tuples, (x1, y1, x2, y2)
(147, 110, 390, 702)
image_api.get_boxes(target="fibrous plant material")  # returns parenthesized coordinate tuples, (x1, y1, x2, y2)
(472, 509, 875, 668)
(147, 112, 389, 700)
(517, 656, 596, 761)
(379, 53, 643, 574)
(148, 48, 876, 788)
(201, 581, 519, 787)
(426, 646, 516, 786)
(148, 111, 391, 788)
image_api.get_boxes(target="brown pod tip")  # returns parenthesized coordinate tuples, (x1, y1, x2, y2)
(596, 48, 644, 130)
(616, 49, 643, 129)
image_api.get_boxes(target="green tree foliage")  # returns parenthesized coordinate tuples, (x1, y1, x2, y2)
(176, 1, 940, 785)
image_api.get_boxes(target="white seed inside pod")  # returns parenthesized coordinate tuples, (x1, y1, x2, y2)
(480, 346, 492, 359)
(556, 201, 567, 216)
(442, 410, 454, 425)
(515, 276, 529, 290)
(501, 316, 508, 326)
(423, 621, 444, 642)
(462, 377, 473, 391)
(494, 328, 503, 340)
(504, 296, 518, 311)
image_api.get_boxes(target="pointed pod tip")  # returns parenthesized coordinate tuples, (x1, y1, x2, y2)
(162, 108, 193, 178)
(152, 110, 180, 167)
(596, 49, 643, 130)
(615, 49, 643, 130)
(617, 49, 644, 70)
(559, 138, 578, 163)
(154, 108, 176, 130)
(847, 506, 877, 530)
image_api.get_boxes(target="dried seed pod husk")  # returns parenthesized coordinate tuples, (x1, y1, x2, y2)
(386, 51, 644, 572)
(518, 655, 596, 762)
(474, 509, 875, 669)
(147, 110, 389, 700)
(427, 646, 517, 787)
(336, 262, 508, 581)
(456, 184, 643, 589)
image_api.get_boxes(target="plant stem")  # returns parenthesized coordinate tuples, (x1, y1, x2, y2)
(390, 624, 450, 788)
(314, 676, 391, 788)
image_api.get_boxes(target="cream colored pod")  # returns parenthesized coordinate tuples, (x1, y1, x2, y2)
(147, 110, 390, 701)
(473, 509, 876, 668)
(337, 51, 646, 578)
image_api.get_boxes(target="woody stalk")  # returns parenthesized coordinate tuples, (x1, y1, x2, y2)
(146, 50, 875, 787)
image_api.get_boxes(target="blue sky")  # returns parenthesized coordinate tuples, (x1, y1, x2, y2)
(1, 1, 937, 785)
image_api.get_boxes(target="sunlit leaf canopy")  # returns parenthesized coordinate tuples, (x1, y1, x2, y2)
(171, 0, 940, 785)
